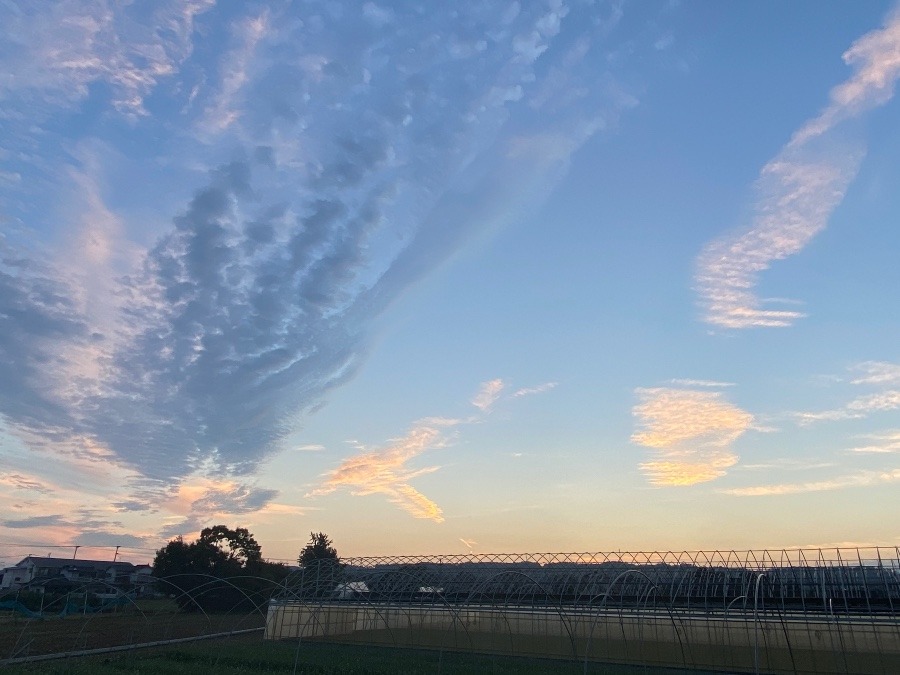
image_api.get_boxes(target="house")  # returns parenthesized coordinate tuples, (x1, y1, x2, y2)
(0, 556, 152, 595)
(0, 563, 30, 590)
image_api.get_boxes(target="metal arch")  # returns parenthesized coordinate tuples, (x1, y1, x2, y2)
(582, 567, 687, 673)
(462, 568, 581, 659)
(265, 545, 900, 671)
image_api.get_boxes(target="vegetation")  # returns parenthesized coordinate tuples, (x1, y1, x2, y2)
(152, 525, 288, 612)
(298, 531, 340, 566)
(2, 638, 696, 674)
(294, 532, 343, 599)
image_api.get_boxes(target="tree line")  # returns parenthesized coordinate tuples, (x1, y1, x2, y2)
(152, 526, 338, 612)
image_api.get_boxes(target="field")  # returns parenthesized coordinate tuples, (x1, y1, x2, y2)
(0, 599, 265, 661)
(0, 602, 712, 674)
(1, 636, 713, 674)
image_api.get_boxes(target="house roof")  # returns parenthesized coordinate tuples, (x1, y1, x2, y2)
(16, 556, 137, 571)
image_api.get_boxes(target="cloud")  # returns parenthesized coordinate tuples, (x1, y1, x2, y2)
(0, 473, 53, 495)
(851, 361, 900, 386)
(0, 0, 213, 115)
(1, 515, 67, 529)
(309, 419, 459, 523)
(472, 379, 505, 411)
(0, 509, 148, 550)
(0, 238, 90, 434)
(0, 2, 648, 533)
(787, 539, 900, 550)
(846, 431, 900, 454)
(794, 362, 900, 424)
(631, 387, 754, 486)
(739, 459, 836, 471)
(512, 382, 558, 397)
(199, 9, 271, 134)
(71, 531, 149, 548)
(695, 7, 900, 329)
(722, 469, 900, 496)
(695, 154, 862, 328)
(790, 7, 900, 146)
(188, 483, 279, 516)
(847, 390, 900, 412)
(668, 379, 735, 388)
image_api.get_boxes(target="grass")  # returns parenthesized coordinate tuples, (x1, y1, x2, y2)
(2, 637, 720, 674)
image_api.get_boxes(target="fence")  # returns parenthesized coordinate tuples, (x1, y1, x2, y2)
(2, 547, 899, 672)
(267, 547, 900, 674)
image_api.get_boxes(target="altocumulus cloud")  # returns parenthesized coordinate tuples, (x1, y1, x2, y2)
(695, 6, 900, 329)
(631, 386, 755, 486)
(0, 1, 642, 522)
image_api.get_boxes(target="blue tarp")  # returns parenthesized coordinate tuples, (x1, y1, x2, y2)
(0, 594, 130, 618)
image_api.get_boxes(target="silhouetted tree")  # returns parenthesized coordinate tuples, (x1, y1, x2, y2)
(153, 525, 287, 612)
(298, 532, 339, 566)
(198, 525, 263, 567)
(296, 532, 342, 598)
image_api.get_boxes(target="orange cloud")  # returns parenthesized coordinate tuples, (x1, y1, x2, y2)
(631, 387, 754, 486)
(309, 420, 458, 522)
(722, 469, 900, 496)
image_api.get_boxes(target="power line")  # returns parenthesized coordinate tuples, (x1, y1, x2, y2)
(0, 542, 159, 552)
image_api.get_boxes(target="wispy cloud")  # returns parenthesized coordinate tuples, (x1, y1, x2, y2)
(309, 372, 549, 520)
(295, 444, 325, 452)
(695, 7, 900, 329)
(512, 382, 558, 397)
(0, 473, 53, 495)
(793, 410, 866, 425)
(669, 379, 735, 388)
(738, 459, 837, 471)
(851, 361, 900, 386)
(199, 9, 271, 135)
(722, 469, 900, 496)
(847, 390, 900, 412)
(472, 379, 505, 412)
(794, 362, 900, 424)
(631, 386, 754, 486)
(846, 431, 900, 454)
(789, 7, 900, 147)
(1, 515, 67, 529)
(308, 419, 459, 523)
(0, 507, 151, 549)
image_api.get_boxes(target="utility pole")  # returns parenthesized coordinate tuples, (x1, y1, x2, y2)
(73, 545, 79, 559)
(113, 546, 120, 563)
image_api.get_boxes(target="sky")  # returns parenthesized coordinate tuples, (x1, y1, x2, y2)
(1, 0, 899, 567)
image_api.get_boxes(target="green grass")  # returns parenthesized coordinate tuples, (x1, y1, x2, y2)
(3, 638, 716, 674)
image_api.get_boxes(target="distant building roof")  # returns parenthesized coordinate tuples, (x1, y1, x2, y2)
(16, 556, 137, 571)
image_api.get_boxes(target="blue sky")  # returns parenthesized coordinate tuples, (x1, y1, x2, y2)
(1, 0, 899, 565)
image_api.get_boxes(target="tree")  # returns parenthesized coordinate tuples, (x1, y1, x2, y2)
(197, 525, 262, 567)
(298, 532, 339, 567)
(153, 525, 287, 612)
(296, 532, 342, 599)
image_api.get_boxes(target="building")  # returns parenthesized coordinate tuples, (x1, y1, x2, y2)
(0, 556, 153, 596)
